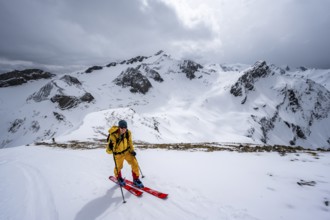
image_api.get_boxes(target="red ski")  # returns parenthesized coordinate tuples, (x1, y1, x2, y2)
(125, 179, 168, 199)
(109, 176, 143, 197)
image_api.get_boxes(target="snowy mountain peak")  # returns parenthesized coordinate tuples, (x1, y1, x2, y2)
(0, 53, 329, 149)
(229, 61, 330, 147)
(230, 60, 272, 103)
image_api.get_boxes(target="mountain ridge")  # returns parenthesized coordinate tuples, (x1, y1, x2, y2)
(0, 51, 329, 149)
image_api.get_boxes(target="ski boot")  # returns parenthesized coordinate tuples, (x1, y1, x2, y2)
(117, 177, 126, 186)
(133, 178, 144, 188)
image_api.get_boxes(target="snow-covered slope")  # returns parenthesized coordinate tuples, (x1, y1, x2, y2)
(1, 145, 329, 220)
(0, 51, 329, 149)
(1, 54, 330, 220)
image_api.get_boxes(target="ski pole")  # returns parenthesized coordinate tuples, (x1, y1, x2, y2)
(112, 153, 126, 203)
(130, 146, 145, 179)
(134, 155, 145, 178)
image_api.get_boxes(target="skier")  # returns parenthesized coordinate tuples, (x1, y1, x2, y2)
(106, 120, 144, 188)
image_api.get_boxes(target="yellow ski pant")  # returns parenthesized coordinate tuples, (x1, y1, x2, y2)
(114, 151, 140, 179)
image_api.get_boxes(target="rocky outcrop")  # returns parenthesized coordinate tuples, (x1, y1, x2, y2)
(27, 76, 82, 102)
(27, 75, 94, 109)
(137, 64, 164, 82)
(230, 61, 271, 103)
(28, 82, 55, 102)
(53, 112, 65, 121)
(8, 118, 25, 133)
(50, 92, 94, 110)
(85, 66, 103, 73)
(60, 75, 82, 86)
(237, 62, 330, 146)
(126, 56, 148, 64)
(113, 67, 152, 94)
(106, 62, 117, 67)
(180, 60, 203, 80)
(50, 95, 80, 110)
(0, 69, 55, 87)
(80, 92, 94, 102)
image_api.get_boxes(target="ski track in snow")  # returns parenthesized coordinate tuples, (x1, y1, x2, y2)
(0, 159, 58, 220)
(18, 162, 59, 220)
(163, 185, 258, 220)
(1, 146, 330, 220)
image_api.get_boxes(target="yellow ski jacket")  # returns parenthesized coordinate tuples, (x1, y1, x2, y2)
(106, 126, 134, 154)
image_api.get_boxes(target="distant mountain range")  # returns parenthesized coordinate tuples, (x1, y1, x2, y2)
(1, 51, 329, 149)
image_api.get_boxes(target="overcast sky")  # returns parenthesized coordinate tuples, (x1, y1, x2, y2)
(0, 0, 330, 73)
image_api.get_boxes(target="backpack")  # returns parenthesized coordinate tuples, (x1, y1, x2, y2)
(107, 129, 129, 150)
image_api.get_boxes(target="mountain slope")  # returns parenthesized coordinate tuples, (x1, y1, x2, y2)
(1, 145, 329, 220)
(0, 51, 329, 149)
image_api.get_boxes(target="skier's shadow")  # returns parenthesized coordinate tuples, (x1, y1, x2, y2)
(74, 186, 124, 220)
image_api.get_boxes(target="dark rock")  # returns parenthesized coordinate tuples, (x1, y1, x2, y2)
(31, 121, 40, 132)
(27, 82, 54, 102)
(155, 50, 164, 56)
(126, 56, 148, 64)
(0, 69, 55, 87)
(113, 67, 152, 94)
(287, 89, 300, 112)
(50, 95, 80, 110)
(8, 119, 25, 133)
(85, 66, 103, 73)
(251, 115, 275, 144)
(180, 60, 203, 80)
(138, 65, 163, 82)
(80, 92, 94, 102)
(60, 75, 82, 86)
(295, 125, 306, 139)
(50, 92, 94, 110)
(230, 61, 271, 98)
(298, 66, 307, 71)
(297, 180, 316, 186)
(147, 68, 163, 82)
(53, 112, 65, 121)
(106, 62, 117, 67)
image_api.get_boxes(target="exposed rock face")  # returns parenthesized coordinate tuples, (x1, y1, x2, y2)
(27, 75, 94, 110)
(85, 66, 103, 73)
(50, 95, 80, 110)
(53, 112, 65, 121)
(80, 92, 94, 102)
(230, 61, 330, 147)
(125, 56, 148, 64)
(250, 80, 330, 145)
(8, 119, 25, 133)
(60, 75, 82, 86)
(0, 69, 55, 87)
(137, 65, 164, 82)
(230, 61, 271, 103)
(106, 62, 117, 67)
(27, 75, 83, 102)
(50, 93, 94, 110)
(113, 67, 152, 94)
(28, 82, 55, 102)
(180, 60, 203, 80)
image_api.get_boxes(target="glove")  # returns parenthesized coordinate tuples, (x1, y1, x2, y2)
(108, 142, 114, 151)
(131, 151, 137, 156)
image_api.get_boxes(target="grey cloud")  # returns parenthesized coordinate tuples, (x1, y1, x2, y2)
(216, 0, 330, 68)
(0, 0, 329, 73)
(0, 0, 214, 72)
